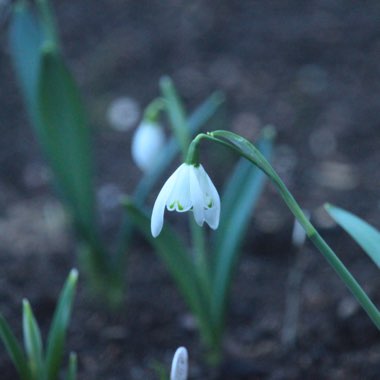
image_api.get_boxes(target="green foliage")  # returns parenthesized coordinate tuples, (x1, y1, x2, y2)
(22, 301, 44, 379)
(38, 47, 96, 241)
(8, 0, 224, 301)
(64, 353, 77, 380)
(8, 0, 43, 121)
(160, 76, 191, 158)
(0, 270, 78, 380)
(325, 204, 380, 269)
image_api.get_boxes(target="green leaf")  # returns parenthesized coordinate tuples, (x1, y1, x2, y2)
(0, 314, 31, 380)
(45, 269, 78, 380)
(8, 0, 44, 122)
(123, 200, 212, 334)
(22, 300, 44, 379)
(37, 47, 96, 240)
(211, 129, 274, 330)
(325, 204, 380, 269)
(65, 352, 77, 380)
(160, 76, 191, 157)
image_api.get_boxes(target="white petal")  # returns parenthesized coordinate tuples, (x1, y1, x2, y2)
(151, 168, 179, 237)
(197, 164, 220, 229)
(189, 166, 206, 226)
(132, 122, 165, 172)
(170, 347, 188, 380)
(167, 164, 192, 212)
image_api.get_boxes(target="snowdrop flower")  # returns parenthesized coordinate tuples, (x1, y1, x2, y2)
(131, 121, 165, 172)
(170, 347, 188, 380)
(151, 163, 220, 237)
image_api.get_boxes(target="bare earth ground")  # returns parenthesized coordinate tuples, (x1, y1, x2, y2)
(0, 1, 380, 379)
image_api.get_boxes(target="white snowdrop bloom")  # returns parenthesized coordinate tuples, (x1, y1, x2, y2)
(170, 347, 188, 380)
(131, 121, 165, 172)
(151, 163, 220, 237)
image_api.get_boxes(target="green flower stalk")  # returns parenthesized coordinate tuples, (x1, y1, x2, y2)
(184, 130, 380, 330)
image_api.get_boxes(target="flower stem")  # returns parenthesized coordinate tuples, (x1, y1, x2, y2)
(195, 131, 380, 330)
(274, 175, 380, 330)
(190, 218, 211, 298)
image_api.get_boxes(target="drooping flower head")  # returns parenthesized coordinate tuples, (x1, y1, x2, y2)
(131, 121, 165, 172)
(151, 163, 220, 237)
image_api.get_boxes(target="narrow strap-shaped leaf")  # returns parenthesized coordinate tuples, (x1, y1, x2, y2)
(123, 200, 213, 340)
(65, 352, 77, 380)
(45, 269, 79, 380)
(0, 314, 31, 380)
(23, 300, 44, 380)
(211, 129, 274, 330)
(160, 76, 191, 158)
(325, 204, 380, 269)
(37, 47, 96, 240)
(8, 0, 44, 122)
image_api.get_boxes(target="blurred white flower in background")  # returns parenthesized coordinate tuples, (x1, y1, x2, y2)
(151, 163, 220, 237)
(131, 121, 165, 172)
(170, 347, 188, 380)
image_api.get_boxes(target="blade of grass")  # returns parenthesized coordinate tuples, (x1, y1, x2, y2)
(65, 352, 77, 380)
(8, 0, 44, 122)
(325, 204, 380, 269)
(23, 300, 44, 380)
(160, 76, 190, 159)
(37, 46, 96, 244)
(45, 269, 78, 380)
(0, 314, 31, 380)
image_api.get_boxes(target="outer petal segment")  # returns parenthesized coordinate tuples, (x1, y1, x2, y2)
(151, 169, 178, 237)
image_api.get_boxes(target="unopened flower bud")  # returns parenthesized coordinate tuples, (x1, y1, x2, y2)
(131, 121, 165, 172)
(170, 347, 188, 380)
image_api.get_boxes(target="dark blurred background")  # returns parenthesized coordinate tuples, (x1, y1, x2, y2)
(1, 1, 380, 379)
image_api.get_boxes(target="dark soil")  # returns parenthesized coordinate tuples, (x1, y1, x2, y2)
(1, 1, 380, 379)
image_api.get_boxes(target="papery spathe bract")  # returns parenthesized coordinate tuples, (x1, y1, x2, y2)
(151, 163, 220, 237)
(131, 121, 165, 172)
(170, 347, 188, 380)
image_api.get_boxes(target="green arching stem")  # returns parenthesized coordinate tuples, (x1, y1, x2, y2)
(191, 131, 380, 330)
(185, 137, 201, 165)
(190, 218, 212, 300)
(144, 98, 166, 123)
